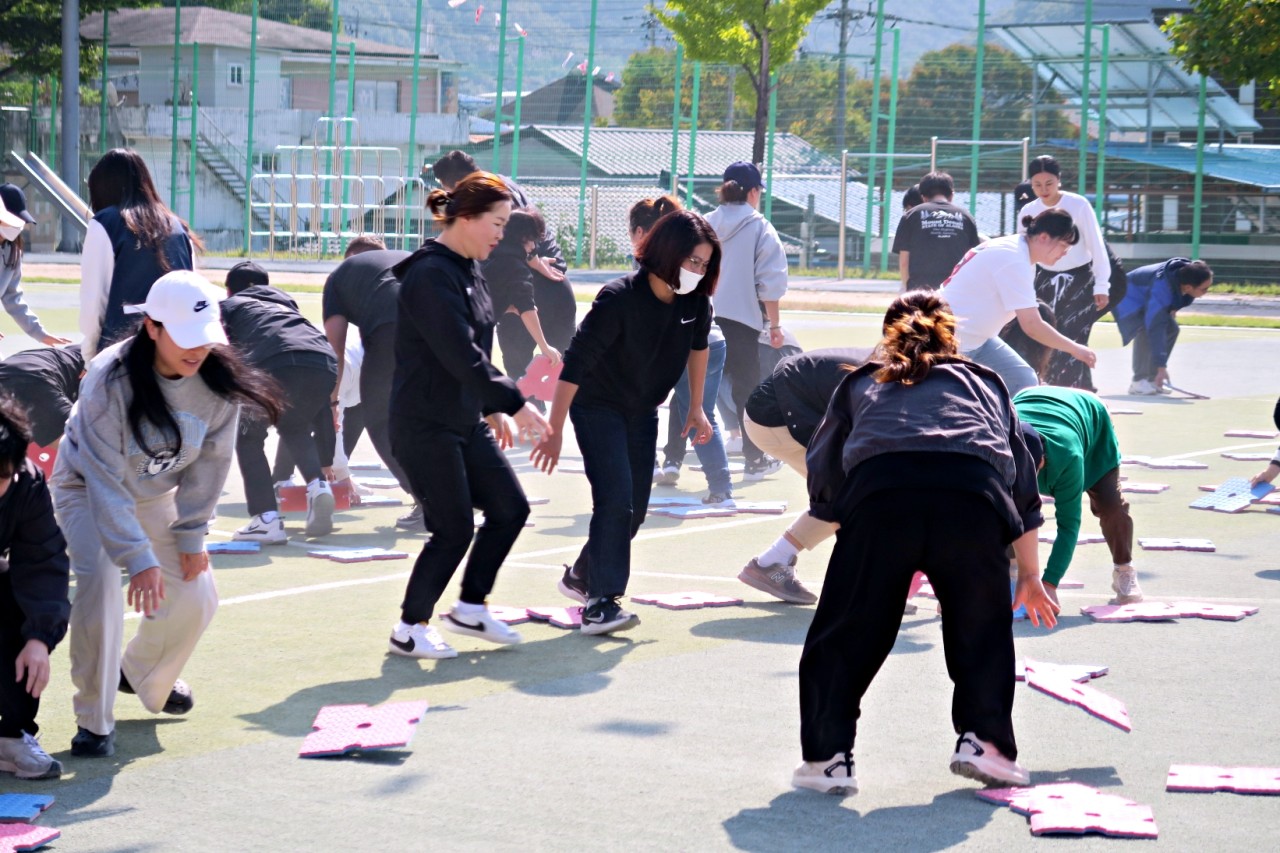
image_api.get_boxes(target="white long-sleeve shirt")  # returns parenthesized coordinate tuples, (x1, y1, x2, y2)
(1018, 191, 1110, 294)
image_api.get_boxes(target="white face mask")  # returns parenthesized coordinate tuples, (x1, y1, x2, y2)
(0, 223, 20, 243)
(674, 266, 703, 295)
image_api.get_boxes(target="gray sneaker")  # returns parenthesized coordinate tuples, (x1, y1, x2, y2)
(738, 557, 817, 604)
(0, 732, 62, 779)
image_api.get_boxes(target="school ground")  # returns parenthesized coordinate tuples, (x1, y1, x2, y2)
(6, 281, 1280, 851)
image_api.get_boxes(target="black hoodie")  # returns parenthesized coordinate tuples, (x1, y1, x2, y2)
(220, 284, 337, 374)
(390, 240, 525, 427)
(0, 460, 70, 651)
(0, 345, 84, 446)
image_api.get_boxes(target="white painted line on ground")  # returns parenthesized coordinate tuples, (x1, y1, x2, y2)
(1171, 440, 1277, 460)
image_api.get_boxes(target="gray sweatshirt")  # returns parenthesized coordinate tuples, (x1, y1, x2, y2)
(51, 340, 240, 575)
(0, 253, 51, 340)
(705, 203, 789, 331)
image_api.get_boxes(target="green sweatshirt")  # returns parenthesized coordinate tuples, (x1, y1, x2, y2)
(1014, 387, 1121, 586)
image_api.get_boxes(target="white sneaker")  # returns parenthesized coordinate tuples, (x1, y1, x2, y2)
(440, 607, 523, 645)
(0, 732, 62, 780)
(1111, 567, 1144, 604)
(949, 732, 1030, 787)
(1128, 379, 1159, 396)
(388, 622, 457, 659)
(656, 461, 681, 486)
(305, 479, 335, 537)
(274, 477, 300, 491)
(233, 513, 287, 544)
(793, 751, 857, 795)
(724, 434, 743, 455)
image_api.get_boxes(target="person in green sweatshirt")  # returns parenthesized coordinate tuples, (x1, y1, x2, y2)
(1013, 386, 1141, 607)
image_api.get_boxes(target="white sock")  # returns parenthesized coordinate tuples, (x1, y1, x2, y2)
(758, 537, 800, 568)
(259, 511, 278, 523)
(396, 620, 414, 632)
(454, 601, 486, 615)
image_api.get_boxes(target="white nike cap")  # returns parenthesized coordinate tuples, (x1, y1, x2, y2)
(124, 270, 228, 349)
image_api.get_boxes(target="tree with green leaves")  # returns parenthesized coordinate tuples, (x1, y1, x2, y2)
(653, 0, 829, 164)
(0, 0, 131, 83)
(1163, 0, 1280, 109)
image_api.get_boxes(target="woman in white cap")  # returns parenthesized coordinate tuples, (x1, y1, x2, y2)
(51, 270, 280, 758)
(0, 184, 72, 346)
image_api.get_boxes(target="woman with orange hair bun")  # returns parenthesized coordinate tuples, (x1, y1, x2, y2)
(792, 290, 1057, 797)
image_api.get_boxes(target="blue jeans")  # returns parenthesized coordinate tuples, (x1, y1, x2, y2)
(964, 336, 1038, 397)
(663, 338, 731, 495)
(569, 402, 659, 599)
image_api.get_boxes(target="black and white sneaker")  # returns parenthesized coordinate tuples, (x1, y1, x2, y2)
(557, 564, 589, 604)
(388, 621, 457, 659)
(441, 607, 522, 645)
(119, 670, 194, 715)
(793, 751, 857, 795)
(743, 456, 783, 481)
(580, 595, 639, 636)
(70, 726, 115, 758)
(949, 732, 1030, 787)
(396, 503, 426, 532)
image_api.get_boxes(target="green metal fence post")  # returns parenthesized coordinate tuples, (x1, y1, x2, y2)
(342, 41, 355, 253)
(244, 0, 259, 254)
(511, 34, 525, 178)
(49, 77, 58, 171)
(685, 61, 701, 207)
(1192, 74, 1207, 259)
(670, 45, 683, 195)
(573, 0, 599, 265)
(1094, 24, 1110, 219)
(406, 0, 424, 248)
(326, 0, 340, 236)
(1078, 0, 1093, 196)
(764, 70, 778, 221)
(968, 0, 985, 217)
(492, 0, 510, 171)
(189, 42, 198, 228)
(879, 28, 901, 272)
(170, 0, 181, 209)
(99, 11, 109, 155)
(862, 0, 885, 270)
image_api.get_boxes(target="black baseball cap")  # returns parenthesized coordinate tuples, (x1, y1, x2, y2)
(0, 184, 35, 224)
(722, 161, 763, 191)
(225, 261, 270, 294)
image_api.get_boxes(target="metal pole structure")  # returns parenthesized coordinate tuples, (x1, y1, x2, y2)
(968, 0, 985, 217)
(878, 28, 900, 272)
(589, 185, 599, 268)
(342, 41, 355, 252)
(835, 0, 850, 153)
(170, 0, 182, 210)
(188, 42, 199, 228)
(510, 34, 525, 178)
(573, 0, 599, 265)
(1094, 24, 1110, 219)
(244, 0, 259, 253)
(930, 136, 937, 171)
(1191, 73, 1207, 260)
(99, 10, 109, 155)
(685, 61, 701, 207)
(327, 0, 340, 236)
(406, 0, 424, 248)
(764, 70, 778, 220)
(1021, 137, 1029, 179)
(60, 0, 80, 249)
(838, 150, 847, 279)
(862, 0, 886, 271)
(49, 77, 58, 171)
(670, 45, 683, 195)
(1078, 0, 1093, 196)
(492, 0, 510, 171)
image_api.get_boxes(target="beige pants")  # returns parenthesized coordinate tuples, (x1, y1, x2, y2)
(743, 414, 838, 551)
(57, 488, 218, 735)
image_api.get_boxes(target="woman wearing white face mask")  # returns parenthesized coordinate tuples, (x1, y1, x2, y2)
(0, 185, 72, 347)
(531, 210, 717, 635)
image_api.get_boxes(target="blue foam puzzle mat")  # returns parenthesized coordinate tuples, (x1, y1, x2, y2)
(207, 541, 261, 554)
(0, 793, 53, 822)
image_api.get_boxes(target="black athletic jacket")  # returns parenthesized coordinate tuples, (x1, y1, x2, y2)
(0, 460, 70, 650)
(220, 284, 337, 374)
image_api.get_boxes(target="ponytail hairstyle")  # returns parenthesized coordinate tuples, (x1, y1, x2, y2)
(1027, 155, 1061, 179)
(872, 290, 961, 385)
(426, 171, 512, 227)
(1022, 207, 1079, 245)
(628, 194, 682, 236)
(1176, 259, 1214, 287)
(717, 180, 751, 204)
(87, 148, 204, 270)
(111, 322, 283, 458)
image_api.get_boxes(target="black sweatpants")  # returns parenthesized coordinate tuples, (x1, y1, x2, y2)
(273, 403, 363, 481)
(799, 488, 1018, 762)
(0, 572, 39, 737)
(718, 317, 767, 465)
(237, 362, 337, 517)
(391, 419, 530, 624)
(360, 327, 412, 492)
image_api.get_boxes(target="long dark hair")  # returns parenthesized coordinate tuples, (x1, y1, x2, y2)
(0, 234, 19, 268)
(636, 210, 721, 297)
(873, 290, 961, 385)
(111, 322, 282, 457)
(88, 149, 204, 270)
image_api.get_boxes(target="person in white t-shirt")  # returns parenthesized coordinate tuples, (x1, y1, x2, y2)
(941, 208, 1097, 396)
(1017, 155, 1111, 390)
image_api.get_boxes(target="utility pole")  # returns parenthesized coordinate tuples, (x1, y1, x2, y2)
(832, 0, 853, 154)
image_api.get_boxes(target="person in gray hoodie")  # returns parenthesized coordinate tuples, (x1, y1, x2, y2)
(0, 184, 72, 347)
(706, 162, 790, 480)
(52, 271, 281, 758)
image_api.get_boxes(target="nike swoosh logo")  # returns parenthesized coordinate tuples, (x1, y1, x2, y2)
(444, 613, 486, 633)
(389, 636, 415, 652)
(681, 317, 696, 324)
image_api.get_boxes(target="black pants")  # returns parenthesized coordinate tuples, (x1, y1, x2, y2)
(718, 317, 767, 465)
(237, 362, 337, 517)
(1035, 262, 1099, 390)
(799, 488, 1017, 762)
(274, 403, 363, 481)
(0, 572, 39, 737)
(391, 419, 530, 624)
(494, 277, 577, 381)
(360, 327, 412, 492)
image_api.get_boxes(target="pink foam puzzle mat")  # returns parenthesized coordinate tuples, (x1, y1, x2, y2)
(1024, 662, 1132, 731)
(1029, 810, 1158, 839)
(1221, 452, 1274, 462)
(526, 606, 583, 629)
(1143, 457, 1209, 470)
(650, 506, 739, 519)
(1038, 493, 1055, 504)
(630, 592, 744, 610)
(1225, 429, 1279, 439)
(0, 793, 53, 822)
(1167, 765, 1280, 795)
(1138, 537, 1215, 551)
(515, 354, 563, 402)
(0, 824, 60, 853)
(299, 700, 430, 758)
(978, 783, 1158, 839)
(351, 494, 402, 508)
(349, 462, 385, 470)
(1169, 601, 1259, 621)
(307, 548, 409, 563)
(207, 541, 261, 555)
(1015, 660, 1108, 683)
(355, 476, 402, 490)
(278, 482, 354, 513)
(24, 443, 56, 479)
(648, 496, 709, 507)
(1037, 530, 1106, 545)
(1058, 579, 1085, 589)
(1081, 602, 1182, 622)
(1120, 454, 1151, 466)
(733, 501, 789, 514)
(1120, 482, 1169, 494)
(487, 606, 531, 625)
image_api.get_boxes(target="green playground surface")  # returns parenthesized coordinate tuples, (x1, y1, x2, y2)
(5, 288, 1280, 850)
